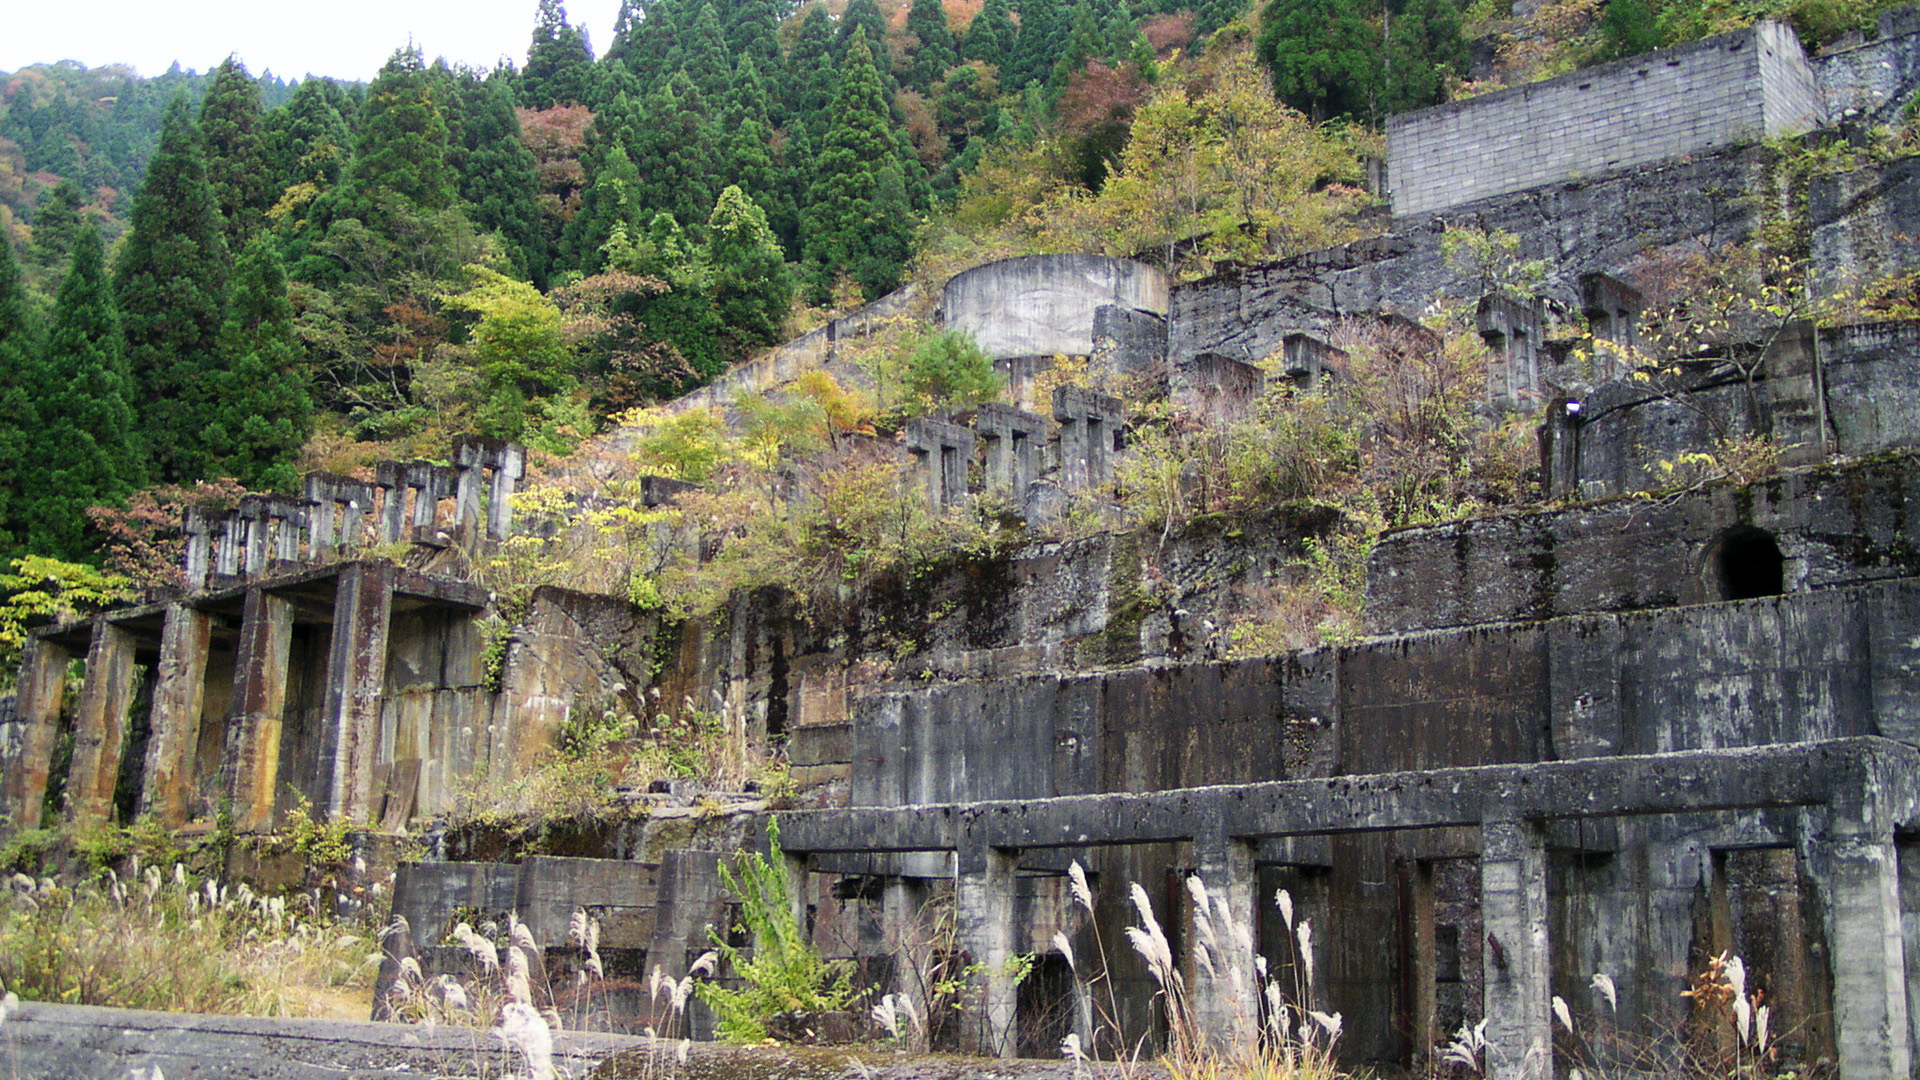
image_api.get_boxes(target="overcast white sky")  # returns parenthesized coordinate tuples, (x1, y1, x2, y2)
(1, 0, 625, 81)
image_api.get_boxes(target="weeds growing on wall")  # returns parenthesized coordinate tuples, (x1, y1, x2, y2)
(0, 860, 377, 1016)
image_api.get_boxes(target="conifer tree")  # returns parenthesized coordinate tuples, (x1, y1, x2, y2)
(1383, 0, 1467, 114)
(835, 0, 890, 63)
(781, 6, 838, 137)
(722, 56, 791, 248)
(627, 74, 721, 233)
(1008, 0, 1064, 90)
(1050, 0, 1107, 94)
(0, 238, 40, 551)
(28, 180, 85, 272)
(963, 0, 1017, 69)
(115, 95, 229, 484)
(205, 238, 311, 491)
(723, 0, 782, 72)
(522, 0, 599, 108)
(622, 0, 686, 91)
(802, 29, 915, 301)
(348, 48, 459, 215)
(450, 74, 549, 284)
(904, 0, 958, 92)
(200, 56, 272, 251)
(264, 76, 353, 197)
(608, 212, 725, 382)
(560, 132, 642, 275)
(27, 228, 140, 558)
(707, 184, 793, 353)
(676, 1, 735, 103)
(606, 0, 647, 69)
(1256, 0, 1379, 121)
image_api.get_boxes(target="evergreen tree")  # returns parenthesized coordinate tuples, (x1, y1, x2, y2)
(347, 48, 459, 216)
(1602, 0, 1662, 59)
(559, 126, 642, 275)
(1049, 0, 1107, 95)
(724, 0, 783, 72)
(450, 74, 549, 284)
(27, 228, 140, 558)
(904, 0, 958, 92)
(206, 238, 311, 491)
(606, 0, 647, 69)
(264, 76, 353, 198)
(802, 29, 915, 301)
(623, 0, 686, 91)
(781, 6, 838, 137)
(707, 184, 793, 354)
(963, 0, 1017, 69)
(835, 0, 890, 63)
(28, 180, 86, 272)
(608, 212, 725, 382)
(1008, 0, 1064, 90)
(1383, 0, 1467, 114)
(676, 1, 735, 102)
(522, 0, 600, 108)
(115, 95, 229, 484)
(1255, 0, 1379, 121)
(0, 239, 40, 551)
(628, 74, 722, 234)
(722, 56, 792, 248)
(199, 56, 272, 251)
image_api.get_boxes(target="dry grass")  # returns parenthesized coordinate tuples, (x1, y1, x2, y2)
(0, 861, 378, 1017)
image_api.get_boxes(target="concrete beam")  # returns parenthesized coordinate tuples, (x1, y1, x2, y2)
(64, 621, 139, 825)
(138, 605, 214, 828)
(4, 637, 74, 829)
(778, 739, 1920, 855)
(227, 589, 294, 832)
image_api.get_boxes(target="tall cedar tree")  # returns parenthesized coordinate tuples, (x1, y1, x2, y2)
(0, 239, 40, 551)
(115, 95, 229, 484)
(348, 48, 459, 217)
(1382, 0, 1467, 114)
(449, 72, 549, 284)
(620, 0, 685, 91)
(28, 228, 141, 559)
(724, 0, 782, 71)
(207, 238, 312, 491)
(264, 77, 353, 198)
(1256, 0, 1379, 121)
(29, 180, 86, 272)
(678, 2, 735, 103)
(199, 57, 273, 251)
(558, 99, 641, 275)
(522, 0, 599, 108)
(627, 74, 722, 234)
(605, 0, 646, 69)
(835, 0, 890, 63)
(904, 0, 959, 92)
(782, 6, 839, 138)
(1009, 0, 1065, 90)
(707, 184, 793, 355)
(964, 0, 1017, 68)
(722, 57, 792, 250)
(802, 29, 916, 301)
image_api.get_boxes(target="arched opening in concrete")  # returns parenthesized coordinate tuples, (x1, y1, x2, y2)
(1715, 526, 1784, 601)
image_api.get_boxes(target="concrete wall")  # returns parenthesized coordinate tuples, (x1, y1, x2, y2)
(1386, 22, 1820, 216)
(1815, 12, 1920, 126)
(1812, 157, 1920, 299)
(941, 255, 1170, 360)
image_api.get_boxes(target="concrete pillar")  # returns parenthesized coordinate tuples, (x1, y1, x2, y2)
(883, 877, 934, 1034)
(4, 637, 74, 829)
(138, 605, 213, 828)
(227, 588, 294, 832)
(375, 463, 408, 544)
(1190, 833, 1259, 1051)
(957, 844, 1020, 1058)
(1811, 826, 1911, 1079)
(1409, 860, 1440, 1057)
(904, 418, 975, 509)
(182, 510, 212, 591)
(213, 517, 240, 578)
(64, 621, 139, 825)
(488, 445, 525, 540)
(316, 562, 393, 822)
(1480, 818, 1550, 1080)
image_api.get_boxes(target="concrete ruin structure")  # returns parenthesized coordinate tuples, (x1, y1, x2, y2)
(10, 13, 1920, 1079)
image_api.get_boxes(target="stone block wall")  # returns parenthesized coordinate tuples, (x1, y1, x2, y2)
(1815, 10, 1920, 126)
(1386, 22, 1819, 216)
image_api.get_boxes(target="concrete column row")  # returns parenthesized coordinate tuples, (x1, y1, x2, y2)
(780, 812, 1915, 1079)
(180, 443, 525, 592)
(2, 565, 402, 834)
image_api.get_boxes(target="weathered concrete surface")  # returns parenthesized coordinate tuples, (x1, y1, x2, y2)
(1815, 14, 1920, 126)
(1387, 22, 1819, 216)
(942, 255, 1169, 360)
(0, 999, 651, 1079)
(1813, 158, 1920, 301)
(1367, 452, 1920, 634)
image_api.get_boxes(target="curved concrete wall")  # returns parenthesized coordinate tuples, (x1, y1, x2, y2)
(941, 254, 1169, 360)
